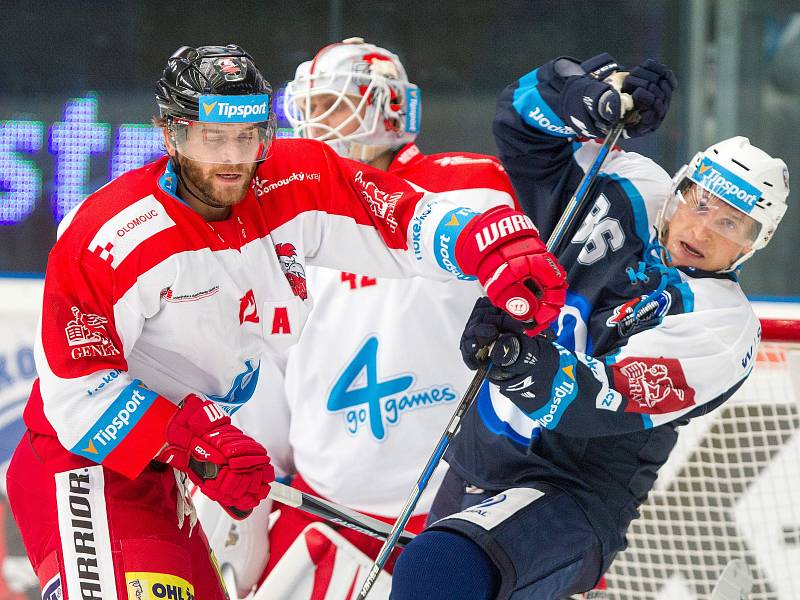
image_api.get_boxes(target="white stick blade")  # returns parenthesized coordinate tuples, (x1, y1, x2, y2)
(710, 559, 754, 600)
(267, 481, 303, 508)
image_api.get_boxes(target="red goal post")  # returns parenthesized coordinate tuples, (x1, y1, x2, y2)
(604, 301, 800, 600)
(760, 318, 800, 342)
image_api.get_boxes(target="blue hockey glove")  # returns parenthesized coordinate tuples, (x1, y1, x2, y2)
(621, 59, 677, 137)
(559, 53, 629, 138)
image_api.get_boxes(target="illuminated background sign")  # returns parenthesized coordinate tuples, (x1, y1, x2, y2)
(0, 91, 290, 273)
(2, 96, 161, 225)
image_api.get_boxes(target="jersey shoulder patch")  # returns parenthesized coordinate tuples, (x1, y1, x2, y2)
(85, 195, 176, 269)
(54, 159, 176, 263)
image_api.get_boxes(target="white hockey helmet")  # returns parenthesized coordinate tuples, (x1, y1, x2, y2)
(284, 37, 421, 163)
(658, 136, 789, 271)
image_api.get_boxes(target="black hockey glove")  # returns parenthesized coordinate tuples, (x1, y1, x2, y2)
(621, 59, 677, 137)
(559, 53, 629, 138)
(460, 297, 557, 385)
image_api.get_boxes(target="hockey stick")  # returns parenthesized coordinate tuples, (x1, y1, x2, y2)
(710, 559, 753, 600)
(546, 121, 626, 253)
(355, 355, 492, 599)
(356, 121, 628, 599)
(189, 459, 416, 548)
(268, 481, 416, 548)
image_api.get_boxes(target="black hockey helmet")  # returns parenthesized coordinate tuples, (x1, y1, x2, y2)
(155, 44, 272, 120)
(156, 44, 277, 164)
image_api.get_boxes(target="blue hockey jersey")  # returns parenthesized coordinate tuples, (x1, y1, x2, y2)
(445, 59, 761, 558)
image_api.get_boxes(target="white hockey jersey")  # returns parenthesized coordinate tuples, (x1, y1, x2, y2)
(236, 144, 516, 516)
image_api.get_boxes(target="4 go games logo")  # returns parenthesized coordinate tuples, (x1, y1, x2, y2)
(327, 336, 456, 441)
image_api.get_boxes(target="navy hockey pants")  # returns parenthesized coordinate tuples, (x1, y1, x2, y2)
(391, 469, 607, 600)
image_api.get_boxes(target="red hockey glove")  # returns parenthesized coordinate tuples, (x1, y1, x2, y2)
(455, 206, 567, 335)
(155, 394, 274, 517)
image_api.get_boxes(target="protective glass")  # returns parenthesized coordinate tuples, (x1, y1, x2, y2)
(663, 178, 762, 247)
(169, 116, 275, 164)
(284, 72, 382, 143)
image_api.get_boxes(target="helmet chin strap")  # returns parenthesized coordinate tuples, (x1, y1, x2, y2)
(722, 248, 753, 273)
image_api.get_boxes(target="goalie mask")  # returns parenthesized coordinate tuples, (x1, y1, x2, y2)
(658, 136, 789, 272)
(284, 37, 421, 163)
(156, 44, 277, 164)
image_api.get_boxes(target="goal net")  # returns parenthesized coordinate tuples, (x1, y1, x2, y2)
(604, 303, 800, 599)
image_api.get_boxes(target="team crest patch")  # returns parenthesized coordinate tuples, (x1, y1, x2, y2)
(612, 357, 695, 414)
(606, 291, 671, 336)
(213, 57, 245, 82)
(65, 306, 120, 360)
(275, 242, 308, 299)
(87, 195, 175, 268)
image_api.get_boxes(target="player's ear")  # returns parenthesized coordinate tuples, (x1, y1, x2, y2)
(162, 127, 177, 158)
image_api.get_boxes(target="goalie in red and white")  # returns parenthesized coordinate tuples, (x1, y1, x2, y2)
(192, 38, 567, 598)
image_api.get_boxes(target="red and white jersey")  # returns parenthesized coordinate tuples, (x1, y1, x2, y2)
(238, 144, 516, 516)
(26, 139, 512, 479)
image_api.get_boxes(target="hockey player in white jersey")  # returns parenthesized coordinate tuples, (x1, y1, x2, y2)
(390, 54, 790, 600)
(193, 38, 538, 598)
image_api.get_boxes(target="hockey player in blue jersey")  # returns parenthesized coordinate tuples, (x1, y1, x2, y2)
(389, 54, 789, 599)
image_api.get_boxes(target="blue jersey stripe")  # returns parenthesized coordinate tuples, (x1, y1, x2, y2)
(476, 381, 533, 446)
(513, 68, 574, 138)
(433, 208, 478, 280)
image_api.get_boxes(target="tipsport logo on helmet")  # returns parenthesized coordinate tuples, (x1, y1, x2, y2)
(198, 94, 271, 123)
(691, 157, 761, 214)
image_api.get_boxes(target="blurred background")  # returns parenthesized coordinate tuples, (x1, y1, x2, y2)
(1, 0, 799, 295)
(0, 1, 799, 598)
